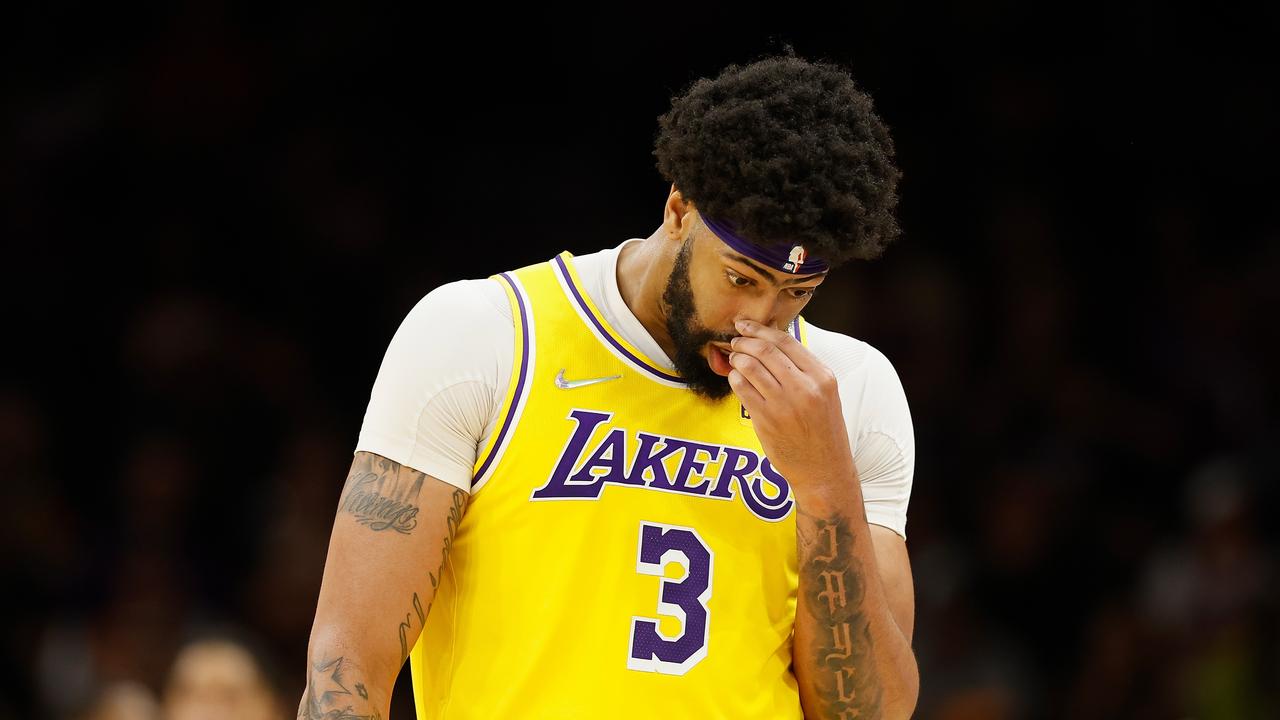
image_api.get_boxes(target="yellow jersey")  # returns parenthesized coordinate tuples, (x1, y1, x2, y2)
(410, 251, 808, 718)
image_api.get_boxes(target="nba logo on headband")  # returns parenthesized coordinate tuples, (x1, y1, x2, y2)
(783, 245, 807, 273)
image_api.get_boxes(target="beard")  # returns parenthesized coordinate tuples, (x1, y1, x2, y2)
(661, 238, 737, 401)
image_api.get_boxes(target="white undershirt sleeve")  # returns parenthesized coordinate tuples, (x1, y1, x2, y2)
(354, 278, 514, 493)
(809, 325, 916, 540)
(849, 344, 915, 539)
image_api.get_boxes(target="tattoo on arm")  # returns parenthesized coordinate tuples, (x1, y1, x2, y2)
(339, 453, 427, 534)
(298, 656, 382, 720)
(396, 487, 470, 666)
(397, 592, 425, 666)
(428, 488, 468, 589)
(798, 510, 883, 719)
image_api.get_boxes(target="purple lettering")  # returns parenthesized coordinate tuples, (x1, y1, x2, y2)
(531, 409, 614, 499)
(708, 446, 758, 499)
(529, 410, 793, 520)
(567, 428, 635, 486)
(625, 432, 681, 488)
(648, 441, 721, 496)
(738, 457, 794, 521)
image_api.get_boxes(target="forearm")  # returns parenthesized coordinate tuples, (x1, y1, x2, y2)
(792, 472, 919, 720)
(297, 452, 470, 720)
(299, 626, 394, 720)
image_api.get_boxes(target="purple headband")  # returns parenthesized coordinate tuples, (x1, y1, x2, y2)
(700, 213, 829, 275)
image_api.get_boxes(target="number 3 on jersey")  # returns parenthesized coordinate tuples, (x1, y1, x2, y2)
(627, 521, 714, 675)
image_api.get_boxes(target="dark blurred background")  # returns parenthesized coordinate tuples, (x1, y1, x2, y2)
(3, 3, 1278, 719)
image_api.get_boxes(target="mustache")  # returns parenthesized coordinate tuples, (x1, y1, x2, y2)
(684, 327, 737, 344)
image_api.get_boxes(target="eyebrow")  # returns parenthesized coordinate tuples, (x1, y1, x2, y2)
(724, 252, 827, 286)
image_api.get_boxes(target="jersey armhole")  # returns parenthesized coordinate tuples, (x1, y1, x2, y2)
(792, 315, 808, 345)
(470, 271, 535, 493)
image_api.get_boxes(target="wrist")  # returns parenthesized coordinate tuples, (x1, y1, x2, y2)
(788, 462, 862, 515)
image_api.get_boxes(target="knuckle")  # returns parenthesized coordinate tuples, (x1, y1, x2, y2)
(817, 369, 837, 391)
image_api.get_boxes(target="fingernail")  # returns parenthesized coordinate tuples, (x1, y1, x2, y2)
(734, 319, 748, 331)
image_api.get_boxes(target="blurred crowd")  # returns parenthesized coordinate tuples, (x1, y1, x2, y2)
(4, 4, 1278, 719)
(70, 631, 285, 720)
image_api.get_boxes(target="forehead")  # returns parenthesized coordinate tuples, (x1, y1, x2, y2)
(171, 643, 262, 689)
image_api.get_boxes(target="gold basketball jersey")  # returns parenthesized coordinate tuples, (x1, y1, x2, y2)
(410, 251, 808, 718)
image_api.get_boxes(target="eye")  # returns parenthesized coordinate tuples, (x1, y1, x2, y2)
(788, 287, 816, 300)
(726, 270, 753, 288)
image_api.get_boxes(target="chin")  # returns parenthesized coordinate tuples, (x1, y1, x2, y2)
(687, 367, 734, 402)
(693, 382, 734, 402)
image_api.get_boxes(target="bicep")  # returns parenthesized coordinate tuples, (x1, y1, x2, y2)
(869, 523, 915, 644)
(310, 451, 469, 679)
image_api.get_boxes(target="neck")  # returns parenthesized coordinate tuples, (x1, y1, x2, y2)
(616, 227, 678, 360)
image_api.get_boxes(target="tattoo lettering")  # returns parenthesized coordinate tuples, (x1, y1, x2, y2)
(814, 522, 839, 563)
(395, 487, 470, 667)
(835, 666, 860, 704)
(799, 512, 883, 719)
(398, 592, 426, 666)
(298, 656, 381, 720)
(426, 488, 468, 591)
(339, 454, 426, 534)
(826, 622, 853, 662)
(818, 569, 849, 614)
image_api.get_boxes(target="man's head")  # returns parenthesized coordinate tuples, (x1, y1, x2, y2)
(660, 209, 828, 401)
(652, 50, 902, 397)
(162, 631, 283, 720)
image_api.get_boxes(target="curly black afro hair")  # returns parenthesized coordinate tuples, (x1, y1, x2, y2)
(654, 50, 902, 266)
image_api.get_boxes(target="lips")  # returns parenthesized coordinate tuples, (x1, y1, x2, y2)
(708, 343, 732, 376)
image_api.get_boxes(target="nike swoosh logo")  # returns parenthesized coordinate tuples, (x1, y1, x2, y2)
(555, 369, 622, 390)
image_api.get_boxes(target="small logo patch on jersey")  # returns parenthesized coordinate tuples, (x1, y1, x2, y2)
(555, 369, 622, 390)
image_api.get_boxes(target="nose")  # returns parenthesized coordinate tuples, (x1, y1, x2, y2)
(734, 294, 783, 330)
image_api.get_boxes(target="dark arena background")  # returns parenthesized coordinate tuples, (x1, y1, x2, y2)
(4, 4, 1278, 719)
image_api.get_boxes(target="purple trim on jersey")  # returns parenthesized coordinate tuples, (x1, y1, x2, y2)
(790, 317, 802, 341)
(701, 213, 830, 275)
(473, 272, 531, 482)
(553, 254, 686, 384)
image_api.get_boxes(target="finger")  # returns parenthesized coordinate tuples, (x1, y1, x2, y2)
(729, 335, 803, 384)
(727, 368, 766, 412)
(734, 319, 823, 374)
(728, 349, 782, 400)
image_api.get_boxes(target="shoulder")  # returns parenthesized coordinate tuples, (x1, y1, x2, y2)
(389, 278, 515, 360)
(803, 321, 903, 392)
(357, 278, 515, 491)
(404, 277, 511, 327)
(376, 277, 516, 389)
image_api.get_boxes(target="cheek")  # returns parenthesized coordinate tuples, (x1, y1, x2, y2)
(697, 291, 744, 330)
(687, 268, 742, 330)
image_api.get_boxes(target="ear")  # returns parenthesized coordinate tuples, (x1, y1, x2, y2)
(663, 185, 694, 246)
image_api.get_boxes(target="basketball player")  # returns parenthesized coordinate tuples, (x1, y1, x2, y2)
(300, 54, 917, 719)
